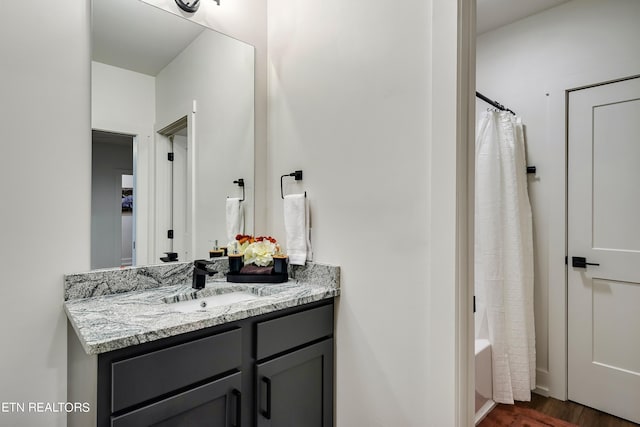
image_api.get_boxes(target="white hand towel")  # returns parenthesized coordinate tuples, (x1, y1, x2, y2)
(226, 198, 244, 243)
(284, 193, 311, 265)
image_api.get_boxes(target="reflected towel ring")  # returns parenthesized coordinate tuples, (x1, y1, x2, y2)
(280, 170, 306, 199)
(227, 178, 245, 201)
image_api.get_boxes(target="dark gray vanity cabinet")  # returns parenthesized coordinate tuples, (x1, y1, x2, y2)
(96, 299, 334, 427)
(255, 304, 334, 427)
(256, 339, 333, 427)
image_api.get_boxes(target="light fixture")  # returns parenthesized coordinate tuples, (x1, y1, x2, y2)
(175, 0, 200, 13)
(175, 0, 220, 11)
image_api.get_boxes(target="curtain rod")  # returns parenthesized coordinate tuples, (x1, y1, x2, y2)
(476, 91, 516, 115)
(476, 92, 535, 174)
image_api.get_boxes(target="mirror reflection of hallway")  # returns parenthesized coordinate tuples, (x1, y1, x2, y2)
(91, 130, 134, 269)
(120, 174, 134, 267)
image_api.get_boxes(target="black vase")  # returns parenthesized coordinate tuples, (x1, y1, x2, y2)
(228, 255, 243, 274)
(273, 256, 288, 275)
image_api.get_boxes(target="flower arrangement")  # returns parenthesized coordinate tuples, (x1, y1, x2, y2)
(227, 234, 288, 282)
(230, 234, 280, 266)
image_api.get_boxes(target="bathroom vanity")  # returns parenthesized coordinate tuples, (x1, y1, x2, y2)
(65, 261, 339, 427)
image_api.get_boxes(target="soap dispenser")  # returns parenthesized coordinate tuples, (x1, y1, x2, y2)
(209, 240, 225, 258)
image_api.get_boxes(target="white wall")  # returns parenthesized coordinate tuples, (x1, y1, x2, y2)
(267, 0, 466, 424)
(91, 62, 156, 135)
(0, 1, 90, 426)
(477, 0, 640, 397)
(156, 29, 254, 258)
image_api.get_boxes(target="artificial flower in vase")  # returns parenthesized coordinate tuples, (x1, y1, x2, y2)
(227, 235, 288, 277)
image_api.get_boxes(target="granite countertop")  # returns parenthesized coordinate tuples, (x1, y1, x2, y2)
(64, 262, 339, 355)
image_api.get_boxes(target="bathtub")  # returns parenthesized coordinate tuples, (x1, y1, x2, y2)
(475, 339, 495, 424)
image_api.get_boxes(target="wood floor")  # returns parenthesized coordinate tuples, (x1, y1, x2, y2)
(511, 393, 639, 427)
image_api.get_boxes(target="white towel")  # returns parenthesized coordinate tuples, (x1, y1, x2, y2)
(226, 198, 244, 243)
(284, 193, 311, 265)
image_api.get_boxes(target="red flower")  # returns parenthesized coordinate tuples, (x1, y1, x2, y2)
(234, 234, 277, 244)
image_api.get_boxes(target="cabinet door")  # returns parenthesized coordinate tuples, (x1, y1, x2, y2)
(256, 339, 333, 427)
(111, 372, 242, 427)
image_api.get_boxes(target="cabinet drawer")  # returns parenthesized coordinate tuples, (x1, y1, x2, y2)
(256, 304, 333, 360)
(111, 372, 242, 427)
(112, 328, 241, 413)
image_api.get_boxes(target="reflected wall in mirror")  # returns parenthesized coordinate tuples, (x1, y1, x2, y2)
(91, 0, 255, 269)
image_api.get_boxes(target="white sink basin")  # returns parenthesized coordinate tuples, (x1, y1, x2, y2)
(166, 291, 258, 313)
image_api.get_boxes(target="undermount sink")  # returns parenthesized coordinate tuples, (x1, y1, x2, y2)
(165, 291, 258, 313)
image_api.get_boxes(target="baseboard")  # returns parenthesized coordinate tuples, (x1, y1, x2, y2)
(535, 368, 550, 397)
(534, 386, 550, 397)
(475, 400, 496, 425)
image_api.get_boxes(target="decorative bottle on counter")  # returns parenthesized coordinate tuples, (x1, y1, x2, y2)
(228, 254, 243, 274)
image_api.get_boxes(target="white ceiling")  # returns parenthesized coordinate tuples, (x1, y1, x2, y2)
(477, 0, 571, 35)
(92, 0, 205, 76)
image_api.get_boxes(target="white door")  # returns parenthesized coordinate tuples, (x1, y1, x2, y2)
(568, 76, 640, 424)
(172, 134, 190, 261)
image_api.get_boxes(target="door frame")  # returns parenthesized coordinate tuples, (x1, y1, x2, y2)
(434, 0, 475, 425)
(155, 108, 197, 263)
(92, 124, 153, 266)
(91, 129, 145, 268)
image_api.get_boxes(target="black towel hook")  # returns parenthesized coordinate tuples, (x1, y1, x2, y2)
(280, 170, 306, 199)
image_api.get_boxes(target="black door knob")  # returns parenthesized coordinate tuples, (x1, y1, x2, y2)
(572, 256, 600, 269)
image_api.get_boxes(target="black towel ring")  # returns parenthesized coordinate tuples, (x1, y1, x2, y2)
(227, 178, 245, 201)
(280, 170, 306, 199)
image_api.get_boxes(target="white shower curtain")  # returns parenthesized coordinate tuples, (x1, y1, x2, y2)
(475, 111, 536, 404)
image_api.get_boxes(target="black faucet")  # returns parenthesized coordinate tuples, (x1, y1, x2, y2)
(192, 260, 218, 290)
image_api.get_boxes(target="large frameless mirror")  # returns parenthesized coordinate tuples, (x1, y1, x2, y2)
(91, 0, 254, 269)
